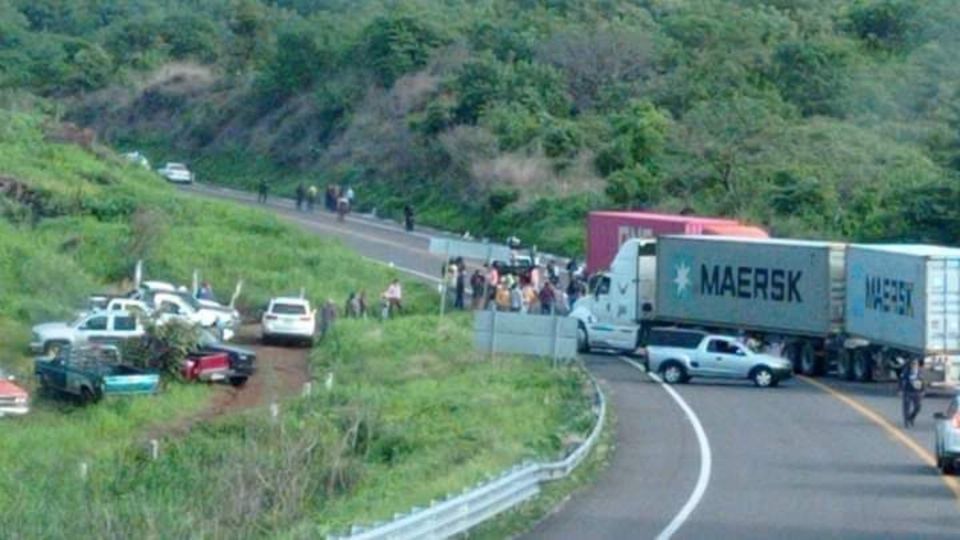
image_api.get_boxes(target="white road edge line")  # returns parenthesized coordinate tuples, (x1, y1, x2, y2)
(361, 256, 441, 283)
(620, 356, 712, 540)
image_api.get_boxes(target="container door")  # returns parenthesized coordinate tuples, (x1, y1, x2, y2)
(927, 258, 960, 354)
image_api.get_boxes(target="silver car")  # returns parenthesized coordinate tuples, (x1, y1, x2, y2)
(642, 328, 794, 388)
(934, 395, 960, 474)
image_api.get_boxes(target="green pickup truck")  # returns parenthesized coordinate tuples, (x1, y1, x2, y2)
(35, 346, 160, 404)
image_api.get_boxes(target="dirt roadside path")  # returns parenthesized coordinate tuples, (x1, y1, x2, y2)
(145, 324, 312, 440)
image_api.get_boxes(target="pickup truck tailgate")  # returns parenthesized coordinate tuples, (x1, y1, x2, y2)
(101, 373, 160, 395)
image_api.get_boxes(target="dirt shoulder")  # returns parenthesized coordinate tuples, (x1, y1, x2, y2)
(145, 324, 312, 439)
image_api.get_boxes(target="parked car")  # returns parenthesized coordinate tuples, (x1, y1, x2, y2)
(156, 162, 194, 184)
(262, 297, 316, 346)
(122, 151, 150, 170)
(193, 329, 256, 386)
(640, 328, 793, 387)
(934, 395, 960, 474)
(35, 345, 160, 404)
(0, 367, 29, 417)
(127, 282, 240, 339)
(31, 311, 145, 357)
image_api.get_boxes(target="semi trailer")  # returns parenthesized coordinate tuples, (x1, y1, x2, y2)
(571, 236, 960, 386)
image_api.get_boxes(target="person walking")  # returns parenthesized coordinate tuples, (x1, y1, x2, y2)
(455, 265, 466, 310)
(539, 281, 556, 315)
(295, 182, 306, 211)
(509, 283, 523, 312)
(257, 179, 269, 203)
(900, 359, 925, 428)
(307, 185, 318, 212)
(357, 289, 368, 319)
(320, 298, 337, 339)
(384, 279, 403, 316)
(470, 269, 485, 310)
(337, 192, 349, 222)
(345, 186, 355, 207)
(403, 204, 415, 232)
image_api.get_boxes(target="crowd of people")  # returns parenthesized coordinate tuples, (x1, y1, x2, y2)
(442, 254, 587, 316)
(289, 183, 355, 220)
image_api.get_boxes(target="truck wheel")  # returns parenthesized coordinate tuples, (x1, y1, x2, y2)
(751, 367, 775, 388)
(661, 362, 688, 384)
(836, 350, 855, 381)
(853, 349, 873, 382)
(799, 342, 821, 376)
(79, 386, 96, 405)
(229, 376, 248, 388)
(577, 323, 590, 354)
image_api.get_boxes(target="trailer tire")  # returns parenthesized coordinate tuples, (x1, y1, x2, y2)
(837, 350, 855, 381)
(799, 342, 822, 376)
(853, 349, 874, 382)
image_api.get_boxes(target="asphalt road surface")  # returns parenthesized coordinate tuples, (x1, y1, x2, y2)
(183, 183, 960, 539)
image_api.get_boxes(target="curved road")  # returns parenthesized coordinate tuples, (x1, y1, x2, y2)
(184, 183, 960, 539)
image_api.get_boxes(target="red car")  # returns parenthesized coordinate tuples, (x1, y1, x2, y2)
(181, 352, 232, 383)
(0, 367, 29, 417)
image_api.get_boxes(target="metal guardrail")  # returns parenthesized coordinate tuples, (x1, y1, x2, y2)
(330, 375, 606, 540)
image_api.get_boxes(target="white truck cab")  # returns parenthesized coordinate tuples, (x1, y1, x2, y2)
(570, 238, 656, 353)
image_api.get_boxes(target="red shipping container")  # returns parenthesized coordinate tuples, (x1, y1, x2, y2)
(586, 211, 768, 273)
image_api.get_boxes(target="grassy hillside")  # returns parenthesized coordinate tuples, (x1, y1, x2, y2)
(0, 111, 593, 537)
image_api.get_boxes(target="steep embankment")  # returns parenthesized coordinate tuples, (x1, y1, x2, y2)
(45, 0, 960, 253)
(0, 111, 593, 538)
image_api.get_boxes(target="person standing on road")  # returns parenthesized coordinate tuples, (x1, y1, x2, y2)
(900, 359, 925, 428)
(403, 204, 415, 232)
(455, 264, 466, 310)
(307, 185, 318, 212)
(295, 182, 306, 211)
(346, 186, 355, 207)
(257, 179, 269, 203)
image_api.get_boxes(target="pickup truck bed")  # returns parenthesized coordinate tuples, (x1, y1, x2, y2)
(35, 347, 159, 403)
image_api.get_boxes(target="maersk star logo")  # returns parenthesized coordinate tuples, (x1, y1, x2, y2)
(673, 260, 692, 299)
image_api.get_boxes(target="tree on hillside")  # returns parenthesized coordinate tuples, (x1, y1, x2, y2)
(536, 25, 655, 112)
(362, 12, 447, 87)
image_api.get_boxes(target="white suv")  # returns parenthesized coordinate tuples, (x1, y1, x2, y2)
(157, 162, 194, 184)
(261, 298, 316, 346)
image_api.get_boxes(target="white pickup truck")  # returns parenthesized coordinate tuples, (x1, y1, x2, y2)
(642, 327, 794, 388)
(30, 311, 145, 357)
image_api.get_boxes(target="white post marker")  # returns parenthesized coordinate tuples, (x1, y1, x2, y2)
(620, 356, 712, 540)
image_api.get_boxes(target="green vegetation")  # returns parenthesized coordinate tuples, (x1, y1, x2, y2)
(0, 110, 593, 536)
(3, 1, 956, 253)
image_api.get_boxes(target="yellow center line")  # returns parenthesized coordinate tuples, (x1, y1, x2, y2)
(800, 375, 960, 507)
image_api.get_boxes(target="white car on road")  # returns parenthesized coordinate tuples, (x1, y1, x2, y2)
(157, 162, 194, 184)
(261, 297, 316, 346)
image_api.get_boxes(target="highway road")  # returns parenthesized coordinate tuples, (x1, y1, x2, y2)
(183, 183, 960, 539)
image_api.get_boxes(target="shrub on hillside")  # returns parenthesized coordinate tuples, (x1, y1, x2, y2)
(121, 318, 200, 382)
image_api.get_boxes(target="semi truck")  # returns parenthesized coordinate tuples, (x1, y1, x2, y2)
(571, 236, 960, 386)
